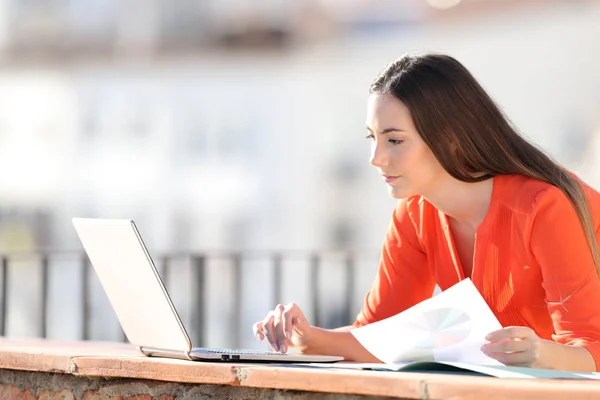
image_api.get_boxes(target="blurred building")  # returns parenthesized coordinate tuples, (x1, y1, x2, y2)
(0, 0, 596, 252)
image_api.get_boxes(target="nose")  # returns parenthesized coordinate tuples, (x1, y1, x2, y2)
(369, 140, 388, 168)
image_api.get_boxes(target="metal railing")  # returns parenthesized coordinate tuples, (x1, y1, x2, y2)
(0, 250, 377, 348)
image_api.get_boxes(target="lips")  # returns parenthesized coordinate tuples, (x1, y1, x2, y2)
(382, 175, 399, 183)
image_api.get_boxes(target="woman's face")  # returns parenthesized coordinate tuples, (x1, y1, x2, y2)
(366, 93, 446, 199)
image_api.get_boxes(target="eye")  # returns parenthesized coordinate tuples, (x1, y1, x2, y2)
(365, 134, 375, 140)
(388, 139, 404, 145)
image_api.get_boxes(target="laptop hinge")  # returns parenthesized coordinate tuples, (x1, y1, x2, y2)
(139, 346, 193, 361)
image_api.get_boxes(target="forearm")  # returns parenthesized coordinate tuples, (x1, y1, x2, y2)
(538, 339, 597, 372)
(301, 326, 381, 362)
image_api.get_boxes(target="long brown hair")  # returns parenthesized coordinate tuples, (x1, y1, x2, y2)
(370, 53, 600, 277)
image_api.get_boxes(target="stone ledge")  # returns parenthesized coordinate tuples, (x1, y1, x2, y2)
(0, 338, 138, 374)
(237, 365, 600, 399)
(73, 356, 239, 386)
(1, 338, 600, 399)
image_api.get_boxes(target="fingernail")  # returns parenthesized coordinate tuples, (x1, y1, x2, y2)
(258, 333, 264, 340)
(485, 334, 491, 341)
(273, 343, 279, 352)
(285, 330, 290, 339)
(480, 345, 487, 353)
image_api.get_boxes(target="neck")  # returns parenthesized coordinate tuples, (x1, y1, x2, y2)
(422, 176, 495, 230)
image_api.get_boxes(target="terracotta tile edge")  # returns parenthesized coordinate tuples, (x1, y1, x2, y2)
(233, 365, 600, 398)
(421, 371, 600, 400)
(0, 353, 74, 374)
(234, 365, 424, 397)
(71, 356, 241, 386)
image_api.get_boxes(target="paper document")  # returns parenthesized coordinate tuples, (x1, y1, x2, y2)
(350, 279, 502, 365)
(296, 361, 600, 380)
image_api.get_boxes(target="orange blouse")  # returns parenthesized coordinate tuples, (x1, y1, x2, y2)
(353, 174, 600, 370)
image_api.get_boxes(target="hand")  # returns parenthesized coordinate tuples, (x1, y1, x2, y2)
(252, 303, 312, 353)
(481, 326, 544, 367)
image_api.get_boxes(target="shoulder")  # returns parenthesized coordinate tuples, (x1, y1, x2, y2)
(393, 195, 436, 221)
(391, 195, 438, 243)
(494, 174, 554, 214)
(495, 173, 600, 221)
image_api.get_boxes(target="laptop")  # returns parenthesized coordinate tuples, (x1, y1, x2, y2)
(72, 217, 343, 363)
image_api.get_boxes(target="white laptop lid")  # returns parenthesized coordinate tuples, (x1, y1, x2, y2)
(72, 218, 191, 352)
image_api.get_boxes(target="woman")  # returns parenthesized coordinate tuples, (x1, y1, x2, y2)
(252, 53, 600, 372)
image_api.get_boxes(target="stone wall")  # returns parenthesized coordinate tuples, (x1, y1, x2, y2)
(0, 369, 401, 400)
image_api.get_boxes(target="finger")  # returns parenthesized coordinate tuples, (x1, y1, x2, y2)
(293, 316, 309, 331)
(252, 322, 265, 340)
(485, 326, 533, 341)
(282, 303, 299, 339)
(483, 338, 530, 354)
(262, 312, 279, 351)
(486, 349, 534, 366)
(273, 304, 287, 352)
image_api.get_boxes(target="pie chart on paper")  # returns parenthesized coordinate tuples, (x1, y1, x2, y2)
(406, 307, 472, 349)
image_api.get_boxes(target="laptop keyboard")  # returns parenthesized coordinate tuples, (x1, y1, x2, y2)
(192, 347, 284, 356)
